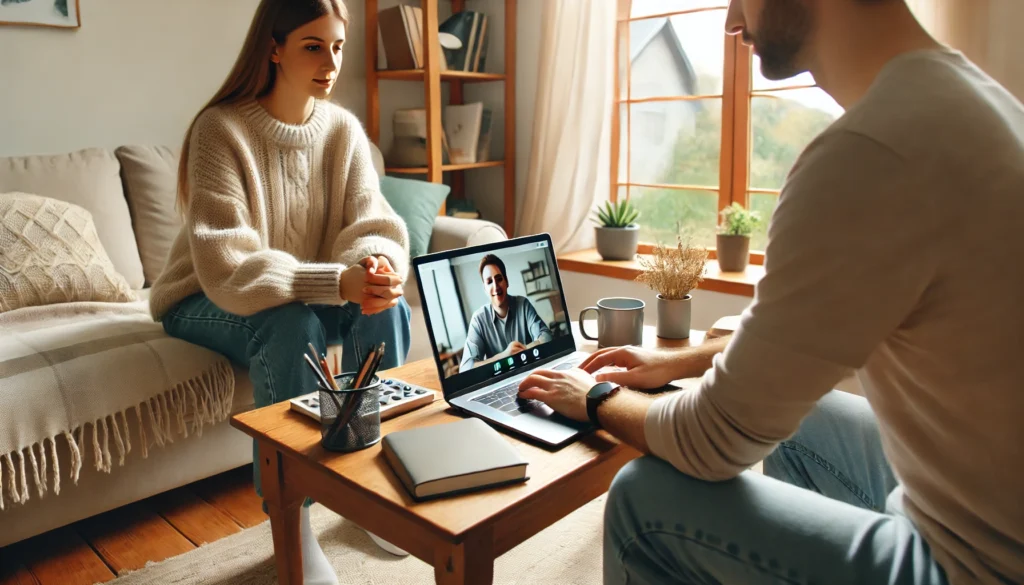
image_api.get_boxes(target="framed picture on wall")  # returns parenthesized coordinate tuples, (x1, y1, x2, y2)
(0, 0, 80, 29)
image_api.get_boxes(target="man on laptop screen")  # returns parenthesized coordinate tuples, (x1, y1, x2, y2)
(458, 253, 553, 373)
(417, 239, 572, 383)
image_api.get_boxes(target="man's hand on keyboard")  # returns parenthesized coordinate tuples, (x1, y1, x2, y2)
(517, 367, 596, 422)
(579, 346, 680, 389)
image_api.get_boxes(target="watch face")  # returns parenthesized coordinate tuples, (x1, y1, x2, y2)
(588, 381, 616, 399)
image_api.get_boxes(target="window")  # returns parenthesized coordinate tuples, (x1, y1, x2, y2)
(613, 0, 844, 256)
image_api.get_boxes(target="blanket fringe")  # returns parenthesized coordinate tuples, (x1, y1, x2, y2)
(17, 450, 29, 503)
(0, 360, 234, 510)
(1, 454, 14, 510)
(50, 437, 60, 496)
(27, 444, 42, 499)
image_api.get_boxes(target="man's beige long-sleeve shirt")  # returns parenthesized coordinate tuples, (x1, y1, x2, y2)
(645, 50, 1024, 585)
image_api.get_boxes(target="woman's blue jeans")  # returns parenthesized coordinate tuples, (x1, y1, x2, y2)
(162, 293, 412, 505)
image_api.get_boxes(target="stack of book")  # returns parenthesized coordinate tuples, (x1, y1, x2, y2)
(388, 108, 448, 168)
(387, 102, 493, 168)
(446, 199, 482, 220)
(439, 11, 490, 72)
(378, 4, 448, 71)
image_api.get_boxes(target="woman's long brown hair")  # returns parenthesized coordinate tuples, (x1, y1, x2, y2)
(175, 0, 348, 213)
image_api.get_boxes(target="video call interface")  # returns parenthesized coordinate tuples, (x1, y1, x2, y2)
(416, 240, 572, 385)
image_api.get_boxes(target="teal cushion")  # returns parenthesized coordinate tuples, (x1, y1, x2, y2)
(379, 176, 450, 259)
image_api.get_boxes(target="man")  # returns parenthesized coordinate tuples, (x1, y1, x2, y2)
(518, 1, 1024, 583)
(459, 254, 553, 373)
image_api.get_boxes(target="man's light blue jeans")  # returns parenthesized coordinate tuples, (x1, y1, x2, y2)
(161, 293, 411, 504)
(604, 390, 950, 585)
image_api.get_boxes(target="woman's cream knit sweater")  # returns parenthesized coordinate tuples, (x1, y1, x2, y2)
(149, 99, 409, 320)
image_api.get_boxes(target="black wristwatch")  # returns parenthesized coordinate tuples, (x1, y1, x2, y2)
(586, 382, 621, 428)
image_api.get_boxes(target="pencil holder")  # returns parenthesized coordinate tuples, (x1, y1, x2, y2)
(318, 373, 382, 452)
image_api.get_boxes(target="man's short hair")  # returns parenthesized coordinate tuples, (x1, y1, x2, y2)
(478, 254, 507, 281)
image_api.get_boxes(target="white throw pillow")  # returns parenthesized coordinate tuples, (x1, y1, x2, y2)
(0, 192, 137, 312)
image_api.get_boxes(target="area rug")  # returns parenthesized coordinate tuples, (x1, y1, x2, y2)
(108, 496, 606, 584)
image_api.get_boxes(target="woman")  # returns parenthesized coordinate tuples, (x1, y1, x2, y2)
(149, 0, 411, 579)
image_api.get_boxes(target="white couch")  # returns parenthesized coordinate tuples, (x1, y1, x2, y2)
(0, 143, 506, 547)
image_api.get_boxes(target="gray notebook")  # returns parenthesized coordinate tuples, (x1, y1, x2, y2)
(382, 418, 529, 501)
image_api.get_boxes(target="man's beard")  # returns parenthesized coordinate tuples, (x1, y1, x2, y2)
(745, 0, 813, 81)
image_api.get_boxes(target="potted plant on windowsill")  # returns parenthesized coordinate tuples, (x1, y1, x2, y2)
(635, 232, 708, 339)
(717, 203, 762, 272)
(592, 199, 640, 261)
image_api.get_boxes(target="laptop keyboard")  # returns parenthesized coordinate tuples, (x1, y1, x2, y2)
(471, 381, 540, 417)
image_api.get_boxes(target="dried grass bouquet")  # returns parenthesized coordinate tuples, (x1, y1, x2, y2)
(635, 233, 708, 300)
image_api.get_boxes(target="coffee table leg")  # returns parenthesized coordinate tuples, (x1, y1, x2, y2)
(434, 527, 494, 585)
(259, 441, 305, 585)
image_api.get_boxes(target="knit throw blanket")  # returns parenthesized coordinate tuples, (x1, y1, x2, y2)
(0, 300, 234, 510)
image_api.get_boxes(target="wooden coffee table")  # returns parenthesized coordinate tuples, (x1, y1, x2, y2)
(230, 325, 704, 584)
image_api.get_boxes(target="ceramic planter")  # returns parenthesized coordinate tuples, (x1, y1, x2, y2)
(716, 234, 750, 272)
(596, 225, 640, 261)
(656, 294, 691, 339)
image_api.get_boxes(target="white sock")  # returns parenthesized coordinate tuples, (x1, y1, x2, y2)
(300, 506, 339, 585)
(364, 528, 410, 557)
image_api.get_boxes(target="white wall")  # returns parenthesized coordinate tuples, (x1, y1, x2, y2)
(0, 0, 258, 156)
(0, 0, 402, 158)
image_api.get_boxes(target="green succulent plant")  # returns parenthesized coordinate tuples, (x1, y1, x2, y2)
(592, 199, 640, 228)
(718, 202, 762, 237)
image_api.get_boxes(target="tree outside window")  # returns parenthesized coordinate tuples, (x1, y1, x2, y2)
(615, 0, 844, 256)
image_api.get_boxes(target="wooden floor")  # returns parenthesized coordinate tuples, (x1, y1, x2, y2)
(0, 466, 267, 585)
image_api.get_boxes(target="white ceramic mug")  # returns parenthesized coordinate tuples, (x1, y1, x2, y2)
(578, 297, 645, 348)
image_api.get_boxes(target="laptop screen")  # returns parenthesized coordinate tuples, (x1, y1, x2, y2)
(413, 234, 576, 396)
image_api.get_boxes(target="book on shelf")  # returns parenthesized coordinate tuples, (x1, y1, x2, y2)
(439, 11, 490, 72)
(446, 199, 481, 219)
(378, 4, 447, 71)
(387, 108, 451, 168)
(444, 102, 493, 165)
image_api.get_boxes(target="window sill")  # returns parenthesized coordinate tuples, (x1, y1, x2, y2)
(557, 249, 763, 298)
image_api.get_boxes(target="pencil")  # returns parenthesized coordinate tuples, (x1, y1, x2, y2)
(353, 345, 378, 389)
(367, 342, 386, 384)
(319, 357, 340, 390)
(303, 353, 333, 391)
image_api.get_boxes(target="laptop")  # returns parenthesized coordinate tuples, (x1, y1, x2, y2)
(411, 233, 594, 448)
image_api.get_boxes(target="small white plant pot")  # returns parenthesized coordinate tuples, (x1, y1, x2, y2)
(656, 294, 691, 339)
(595, 225, 640, 261)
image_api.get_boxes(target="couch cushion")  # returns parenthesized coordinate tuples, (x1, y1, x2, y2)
(0, 193, 137, 311)
(379, 176, 450, 259)
(115, 146, 183, 286)
(0, 149, 145, 289)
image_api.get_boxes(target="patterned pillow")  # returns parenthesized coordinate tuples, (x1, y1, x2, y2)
(0, 192, 137, 312)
